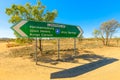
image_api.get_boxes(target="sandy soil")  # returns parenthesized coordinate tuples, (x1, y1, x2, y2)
(0, 42, 120, 80)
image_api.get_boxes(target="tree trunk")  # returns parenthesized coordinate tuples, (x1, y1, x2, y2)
(39, 39, 42, 55)
(101, 37, 105, 46)
(102, 39, 105, 45)
(105, 38, 108, 46)
(105, 32, 109, 46)
(39, 39, 42, 50)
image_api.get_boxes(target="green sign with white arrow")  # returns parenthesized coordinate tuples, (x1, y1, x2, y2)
(11, 20, 83, 38)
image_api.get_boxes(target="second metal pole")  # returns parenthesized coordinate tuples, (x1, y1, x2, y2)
(74, 38, 76, 57)
(35, 38, 38, 65)
(58, 39, 60, 60)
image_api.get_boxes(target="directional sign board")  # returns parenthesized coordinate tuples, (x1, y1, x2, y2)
(12, 20, 83, 38)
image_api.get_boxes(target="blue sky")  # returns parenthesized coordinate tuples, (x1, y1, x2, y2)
(0, 0, 120, 38)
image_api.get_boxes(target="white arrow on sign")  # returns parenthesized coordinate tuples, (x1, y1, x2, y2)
(77, 26, 83, 37)
(12, 20, 28, 37)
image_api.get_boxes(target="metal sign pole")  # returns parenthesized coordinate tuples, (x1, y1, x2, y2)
(35, 38, 38, 65)
(58, 39, 60, 60)
(74, 38, 76, 57)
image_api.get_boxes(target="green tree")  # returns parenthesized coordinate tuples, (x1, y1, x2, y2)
(6, 1, 58, 50)
(92, 29, 101, 46)
(92, 29, 101, 38)
(93, 19, 120, 46)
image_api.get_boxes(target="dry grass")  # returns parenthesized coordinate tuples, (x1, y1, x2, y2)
(6, 43, 19, 48)
(7, 38, 120, 62)
(8, 46, 35, 58)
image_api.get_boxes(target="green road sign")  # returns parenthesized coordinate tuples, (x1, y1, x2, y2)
(12, 20, 83, 38)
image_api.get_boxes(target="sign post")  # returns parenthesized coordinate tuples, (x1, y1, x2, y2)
(35, 38, 38, 65)
(74, 38, 76, 57)
(57, 39, 60, 60)
(11, 20, 83, 63)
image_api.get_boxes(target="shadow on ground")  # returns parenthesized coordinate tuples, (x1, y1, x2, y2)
(76, 53, 105, 62)
(35, 49, 105, 63)
(50, 58, 118, 79)
(32, 49, 118, 79)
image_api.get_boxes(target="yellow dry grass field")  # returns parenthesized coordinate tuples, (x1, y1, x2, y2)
(0, 39, 120, 80)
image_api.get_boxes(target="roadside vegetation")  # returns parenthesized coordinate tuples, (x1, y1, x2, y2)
(4, 38, 119, 63)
